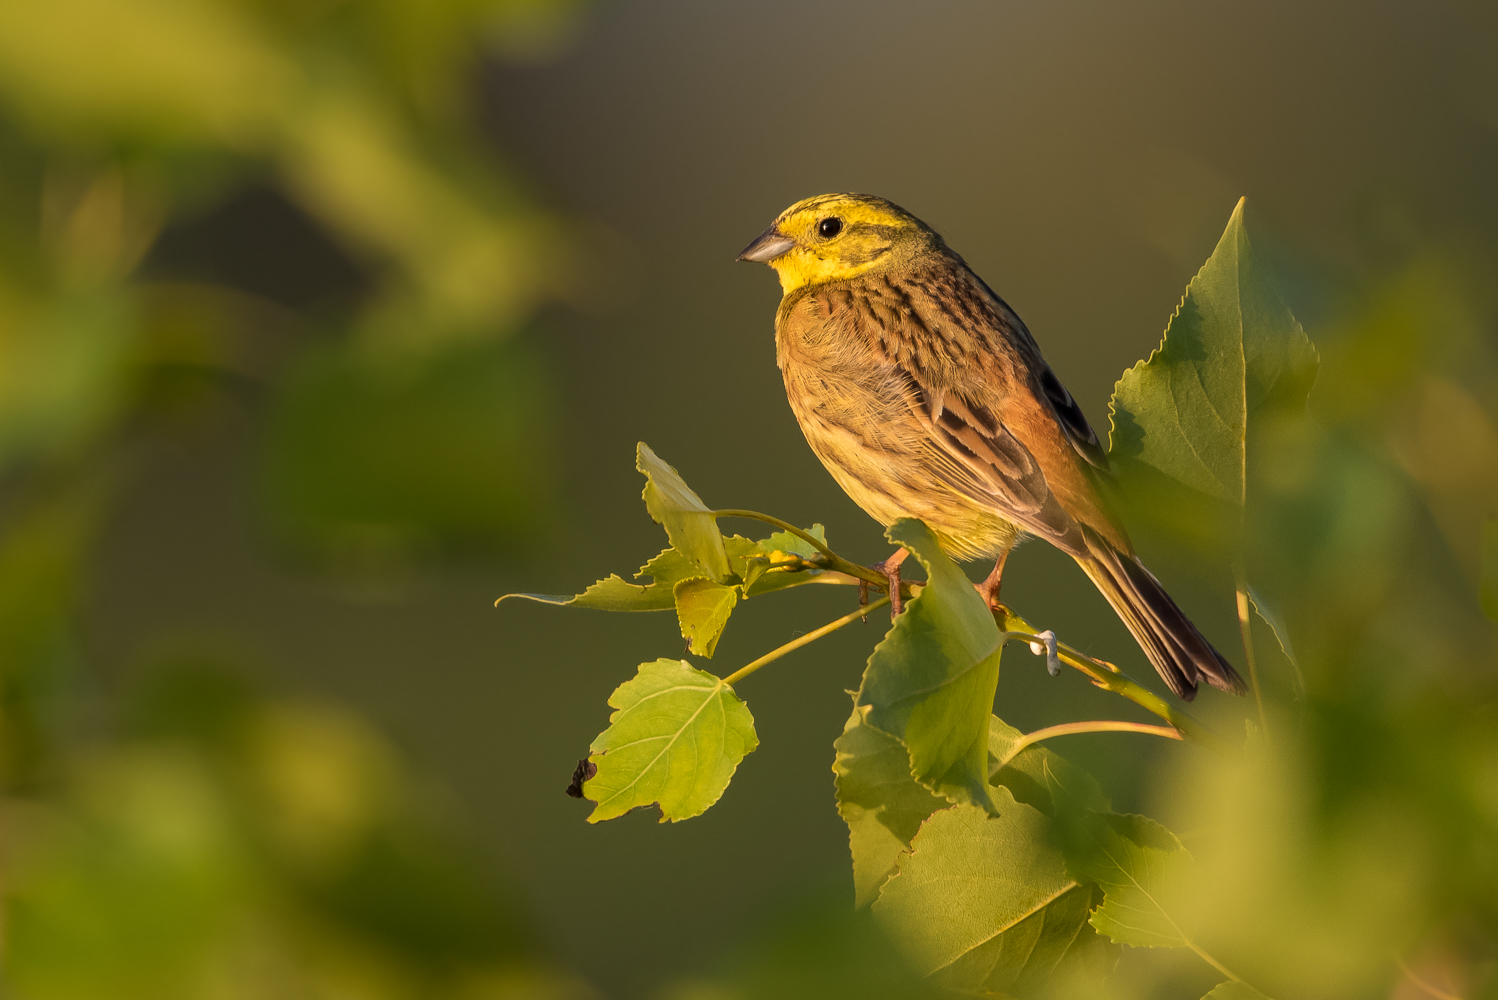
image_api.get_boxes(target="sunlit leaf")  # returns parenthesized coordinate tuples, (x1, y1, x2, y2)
(1109, 197, 1319, 512)
(855, 518, 1002, 809)
(873, 792, 1086, 984)
(1202, 982, 1274, 999)
(636, 442, 731, 583)
(672, 578, 737, 657)
(729, 525, 838, 597)
(1481, 515, 1498, 623)
(496, 547, 697, 611)
(584, 659, 757, 823)
(1062, 811, 1196, 949)
(832, 707, 947, 907)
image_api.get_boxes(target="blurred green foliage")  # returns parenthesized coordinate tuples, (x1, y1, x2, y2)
(0, 0, 594, 995)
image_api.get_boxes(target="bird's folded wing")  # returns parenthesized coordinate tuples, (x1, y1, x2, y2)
(892, 363, 1084, 552)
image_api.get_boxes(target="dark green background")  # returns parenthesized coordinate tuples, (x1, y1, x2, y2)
(84, 1, 1498, 995)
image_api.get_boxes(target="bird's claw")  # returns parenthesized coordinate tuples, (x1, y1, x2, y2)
(872, 558, 903, 618)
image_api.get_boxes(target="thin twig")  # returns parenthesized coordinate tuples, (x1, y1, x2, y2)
(992, 721, 1182, 773)
(723, 595, 891, 687)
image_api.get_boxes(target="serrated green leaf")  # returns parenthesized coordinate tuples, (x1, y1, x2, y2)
(873, 793, 1080, 980)
(988, 717, 1108, 818)
(673, 578, 737, 657)
(756, 523, 827, 559)
(583, 659, 757, 823)
(1108, 198, 1319, 512)
(1202, 982, 1274, 1000)
(496, 546, 700, 612)
(1061, 810, 1196, 949)
(724, 529, 836, 598)
(636, 442, 731, 583)
(1482, 515, 1498, 623)
(832, 707, 948, 908)
(496, 575, 675, 612)
(940, 882, 1118, 996)
(855, 519, 1003, 810)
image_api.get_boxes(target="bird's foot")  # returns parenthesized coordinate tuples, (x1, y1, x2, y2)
(871, 547, 909, 618)
(975, 551, 1010, 611)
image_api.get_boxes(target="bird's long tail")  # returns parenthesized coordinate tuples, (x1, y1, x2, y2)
(1072, 530, 1245, 701)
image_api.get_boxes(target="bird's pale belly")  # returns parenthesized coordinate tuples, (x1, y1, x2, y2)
(783, 364, 1023, 562)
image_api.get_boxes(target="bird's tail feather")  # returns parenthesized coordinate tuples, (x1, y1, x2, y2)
(1073, 530, 1245, 701)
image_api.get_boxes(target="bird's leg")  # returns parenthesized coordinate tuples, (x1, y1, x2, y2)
(976, 550, 1010, 611)
(871, 547, 909, 618)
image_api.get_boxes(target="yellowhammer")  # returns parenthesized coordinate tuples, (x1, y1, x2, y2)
(738, 193, 1244, 701)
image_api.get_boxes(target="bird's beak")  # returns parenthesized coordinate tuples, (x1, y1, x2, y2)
(737, 224, 796, 263)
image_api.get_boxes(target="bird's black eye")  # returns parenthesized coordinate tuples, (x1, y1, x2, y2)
(817, 217, 843, 238)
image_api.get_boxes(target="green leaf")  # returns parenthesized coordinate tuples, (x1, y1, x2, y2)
(855, 519, 1003, 809)
(1202, 983, 1274, 1000)
(724, 528, 836, 598)
(1108, 197, 1319, 511)
(1482, 515, 1498, 623)
(939, 882, 1117, 996)
(583, 659, 757, 823)
(1062, 811, 1196, 949)
(636, 442, 731, 583)
(873, 792, 1091, 985)
(832, 707, 948, 908)
(1247, 585, 1305, 695)
(730, 525, 837, 598)
(496, 546, 699, 611)
(988, 717, 1108, 818)
(672, 578, 738, 657)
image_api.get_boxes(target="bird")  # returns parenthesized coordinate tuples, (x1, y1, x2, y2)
(737, 193, 1244, 701)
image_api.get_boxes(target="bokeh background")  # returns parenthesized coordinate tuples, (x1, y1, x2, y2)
(0, 1, 1495, 997)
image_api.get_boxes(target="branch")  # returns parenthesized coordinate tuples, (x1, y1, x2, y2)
(994, 605, 1232, 753)
(991, 721, 1182, 773)
(723, 595, 892, 687)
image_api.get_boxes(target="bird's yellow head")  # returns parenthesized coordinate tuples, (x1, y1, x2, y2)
(737, 193, 942, 293)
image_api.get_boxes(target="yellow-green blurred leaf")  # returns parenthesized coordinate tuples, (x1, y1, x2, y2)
(1203, 982, 1274, 999)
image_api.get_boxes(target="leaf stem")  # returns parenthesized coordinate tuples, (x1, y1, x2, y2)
(1234, 563, 1268, 739)
(723, 595, 892, 687)
(992, 721, 1182, 773)
(994, 606, 1232, 753)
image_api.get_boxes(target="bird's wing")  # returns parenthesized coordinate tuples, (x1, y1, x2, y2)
(863, 266, 1128, 554)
